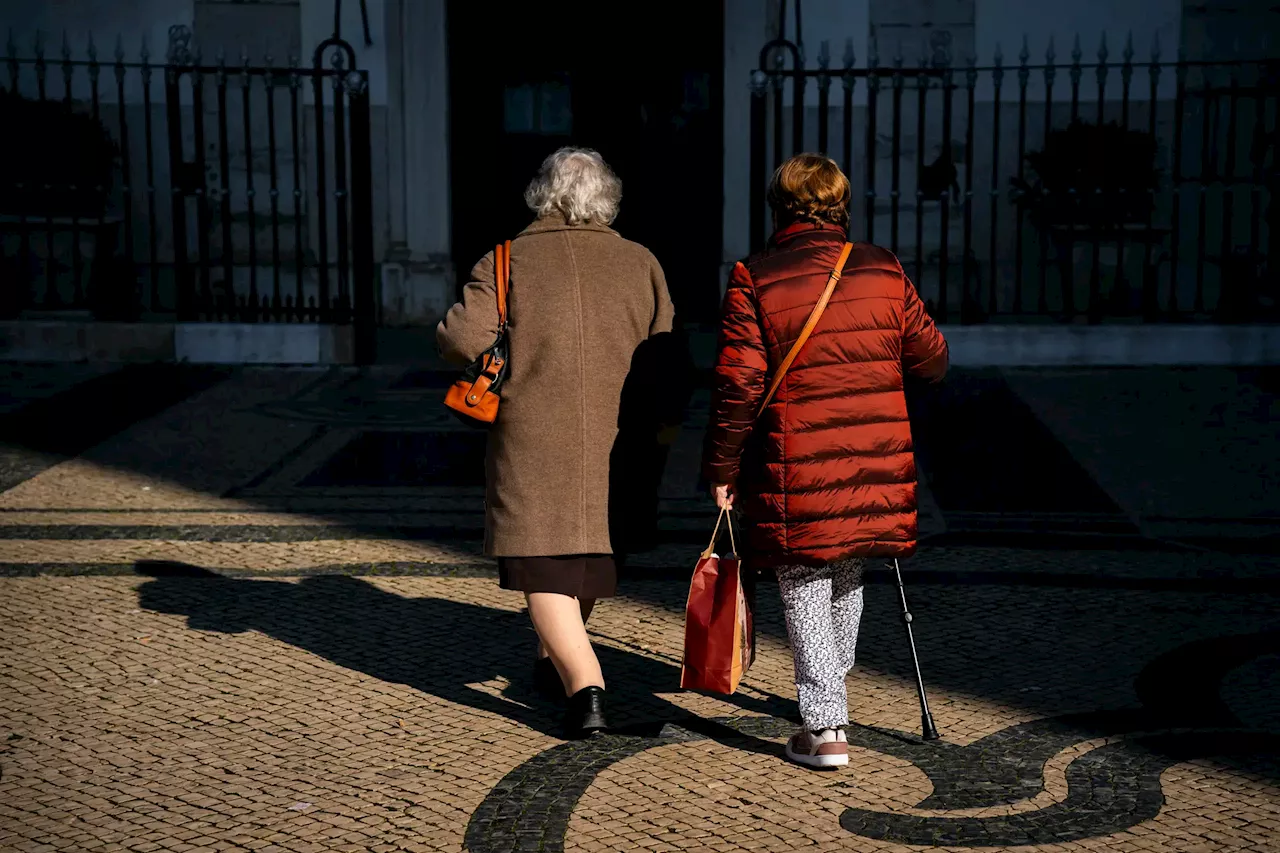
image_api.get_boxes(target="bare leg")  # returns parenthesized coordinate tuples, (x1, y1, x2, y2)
(527, 592, 604, 695)
(537, 598, 595, 659)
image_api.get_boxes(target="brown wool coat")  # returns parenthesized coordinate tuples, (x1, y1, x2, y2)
(436, 217, 676, 558)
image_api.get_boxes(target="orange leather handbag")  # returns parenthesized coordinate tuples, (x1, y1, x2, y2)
(444, 240, 510, 425)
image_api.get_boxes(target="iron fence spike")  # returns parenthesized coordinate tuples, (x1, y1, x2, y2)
(1072, 33, 1082, 63)
(1098, 32, 1108, 62)
(1019, 34, 1030, 64)
(61, 29, 70, 60)
(817, 38, 829, 69)
(994, 41, 1003, 66)
(868, 34, 878, 67)
(115, 33, 126, 62)
(1151, 31, 1161, 61)
(87, 32, 97, 61)
(34, 29, 44, 60)
(842, 36, 855, 69)
(1124, 31, 1135, 62)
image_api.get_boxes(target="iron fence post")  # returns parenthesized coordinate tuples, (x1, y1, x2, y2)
(164, 32, 193, 320)
(347, 70, 377, 365)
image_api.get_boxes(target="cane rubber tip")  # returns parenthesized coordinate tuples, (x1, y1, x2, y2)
(922, 720, 941, 741)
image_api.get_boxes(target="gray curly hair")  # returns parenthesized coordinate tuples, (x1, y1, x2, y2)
(523, 147, 622, 225)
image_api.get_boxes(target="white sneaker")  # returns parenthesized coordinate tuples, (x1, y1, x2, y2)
(785, 727, 849, 769)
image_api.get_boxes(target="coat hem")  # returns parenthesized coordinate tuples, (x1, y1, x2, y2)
(747, 540, 918, 571)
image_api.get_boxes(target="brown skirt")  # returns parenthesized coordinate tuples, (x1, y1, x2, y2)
(498, 554, 619, 599)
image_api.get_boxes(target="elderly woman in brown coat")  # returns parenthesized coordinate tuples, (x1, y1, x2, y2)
(436, 147, 676, 737)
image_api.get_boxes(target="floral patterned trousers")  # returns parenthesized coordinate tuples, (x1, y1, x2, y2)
(776, 558, 867, 731)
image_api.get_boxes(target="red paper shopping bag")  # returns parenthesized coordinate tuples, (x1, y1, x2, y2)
(681, 508, 755, 695)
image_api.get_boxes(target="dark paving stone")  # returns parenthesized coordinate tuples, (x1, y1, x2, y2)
(3, 520, 1278, 555)
(1240, 365, 1280, 398)
(390, 369, 457, 389)
(6, 560, 1280, 593)
(0, 561, 501, 578)
(908, 369, 1129, 518)
(0, 364, 231, 493)
(465, 631, 1280, 851)
(2, 557, 1278, 595)
(463, 709, 1280, 850)
(0, 524, 489, 542)
(840, 731, 1280, 846)
(300, 430, 487, 487)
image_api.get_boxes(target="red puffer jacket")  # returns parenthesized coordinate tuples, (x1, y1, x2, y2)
(702, 220, 948, 568)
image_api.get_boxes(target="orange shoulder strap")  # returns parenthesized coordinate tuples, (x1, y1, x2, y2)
(495, 240, 511, 327)
(758, 241, 855, 415)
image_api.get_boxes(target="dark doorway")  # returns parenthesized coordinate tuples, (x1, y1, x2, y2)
(446, 2, 725, 324)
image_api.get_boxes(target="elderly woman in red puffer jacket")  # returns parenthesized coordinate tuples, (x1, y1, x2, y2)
(703, 153, 948, 770)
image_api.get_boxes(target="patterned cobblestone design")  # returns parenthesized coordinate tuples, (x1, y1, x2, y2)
(0, 365, 1276, 850)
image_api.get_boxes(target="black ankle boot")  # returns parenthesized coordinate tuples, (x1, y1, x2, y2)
(564, 686, 608, 738)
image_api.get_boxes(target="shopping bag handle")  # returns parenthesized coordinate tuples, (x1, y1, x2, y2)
(701, 506, 738, 560)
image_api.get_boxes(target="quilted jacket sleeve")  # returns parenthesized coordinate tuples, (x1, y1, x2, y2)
(702, 262, 768, 485)
(436, 250, 499, 367)
(901, 272, 949, 382)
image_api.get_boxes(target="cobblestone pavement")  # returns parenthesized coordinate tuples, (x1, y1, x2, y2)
(0, 364, 1278, 852)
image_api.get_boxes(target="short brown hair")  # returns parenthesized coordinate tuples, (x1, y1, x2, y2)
(767, 153, 851, 229)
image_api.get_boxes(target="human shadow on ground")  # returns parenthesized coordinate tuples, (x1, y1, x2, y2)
(134, 559, 1280, 851)
(133, 560, 790, 755)
(461, 616, 1280, 852)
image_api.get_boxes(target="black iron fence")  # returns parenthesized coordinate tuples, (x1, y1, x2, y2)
(0, 26, 376, 354)
(750, 35, 1280, 323)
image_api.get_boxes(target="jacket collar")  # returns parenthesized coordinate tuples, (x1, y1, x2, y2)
(517, 215, 620, 238)
(769, 218, 847, 247)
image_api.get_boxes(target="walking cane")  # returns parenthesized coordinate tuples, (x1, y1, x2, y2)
(892, 558, 940, 741)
